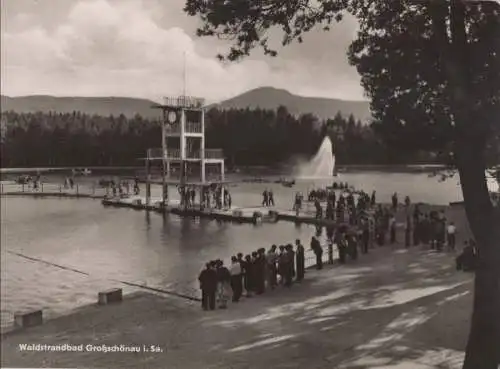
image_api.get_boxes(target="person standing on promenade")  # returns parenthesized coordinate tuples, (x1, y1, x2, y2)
(198, 262, 217, 311)
(252, 251, 264, 295)
(311, 236, 323, 270)
(336, 232, 348, 264)
(236, 253, 245, 288)
(295, 240, 305, 281)
(266, 245, 278, 289)
(370, 191, 376, 207)
(229, 256, 243, 302)
(361, 218, 370, 254)
(277, 246, 286, 284)
(404, 196, 411, 209)
(258, 248, 268, 293)
(437, 210, 447, 252)
(347, 233, 358, 261)
(456, 240, 477, 271)
(281, 246, 291, 286)
(287, 244, 296, 283)
(389, 214, 397, 244)
(326, 226, 335, 263)
(447, 221, 457, 251)
(215, 260, 231, 309)
(421, 214, 430, 246)
(405, 215, 412, 248)
(412, 204, 421, 244)
(391, 192, 398, 210)
(243, 254, 253, 297)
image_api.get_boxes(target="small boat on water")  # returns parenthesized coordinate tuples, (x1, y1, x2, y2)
(15, 174, 32, 184)
(72, 168, 92, 176)
(273, 177, 296, 187)
(281, 179, 296, 188)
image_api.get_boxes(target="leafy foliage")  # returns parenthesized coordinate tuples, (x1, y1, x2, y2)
(184, 0, 349, 61)
(184, 0, 500, 169)
(348, 1, 500, 165)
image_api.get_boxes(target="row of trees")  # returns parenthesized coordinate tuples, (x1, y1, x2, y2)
(0, 106, 438, 168)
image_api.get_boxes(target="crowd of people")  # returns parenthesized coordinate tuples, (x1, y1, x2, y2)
(179, 184, 232, 210)
(103, 177, 140, 197)
(15, 174, 42, 190)
(197, 224, 374, 311)
(198, 240, 308, 310)
(197, 189, 477, 310)
(294, 185, 374, 223)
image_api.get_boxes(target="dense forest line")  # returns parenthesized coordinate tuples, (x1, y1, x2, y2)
(0, 106, 438, 168)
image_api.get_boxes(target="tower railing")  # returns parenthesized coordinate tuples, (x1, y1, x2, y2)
(147, 148, 181, 159)
(186, 121, 202, 133)
(204, 149, 224, 159)
(163, 122, 202, 134)
(187, 151, 201, 159)
(162, 96, 205, 109)
(147, 148, 223, 160)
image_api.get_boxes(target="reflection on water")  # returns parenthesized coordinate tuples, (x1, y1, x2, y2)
(0, 172, 496, 330)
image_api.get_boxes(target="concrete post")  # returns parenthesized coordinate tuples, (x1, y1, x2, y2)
(201, 108, 206, 184)
(145, 149, 151, 206)
(161, 109, 167, 206)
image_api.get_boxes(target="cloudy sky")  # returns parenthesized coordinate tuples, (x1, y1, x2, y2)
(1, 0, 365, 103)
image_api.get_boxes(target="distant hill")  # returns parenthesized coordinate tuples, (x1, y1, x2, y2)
(1, 87, 372, 122)
(0, 95, 162, 119)
(211, 87, 372, 123)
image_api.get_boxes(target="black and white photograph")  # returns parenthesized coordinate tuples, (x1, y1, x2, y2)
(0, 0, 499, 368)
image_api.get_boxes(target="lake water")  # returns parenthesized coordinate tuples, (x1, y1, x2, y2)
(1, 171, 498, 330)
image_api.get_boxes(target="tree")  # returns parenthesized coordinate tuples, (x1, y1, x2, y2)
(183, 1, 500, 368)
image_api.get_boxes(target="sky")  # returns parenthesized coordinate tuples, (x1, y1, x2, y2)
(0, 0, 365, 103)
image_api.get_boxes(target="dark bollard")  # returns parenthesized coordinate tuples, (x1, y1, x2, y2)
(14, 310, 43, 328)
(98, 288, 123, 305)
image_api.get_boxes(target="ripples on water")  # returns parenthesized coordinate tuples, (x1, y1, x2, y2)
(1, 172, 496, 330)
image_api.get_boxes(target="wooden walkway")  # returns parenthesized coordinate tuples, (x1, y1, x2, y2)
(0, 181, 356, 229)
(101, 195, 355, 229)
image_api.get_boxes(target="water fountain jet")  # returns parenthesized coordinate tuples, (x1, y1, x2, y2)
(297, 136, 336, 178)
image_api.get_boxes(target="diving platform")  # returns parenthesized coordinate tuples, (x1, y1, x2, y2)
(141, 94, 226, 206)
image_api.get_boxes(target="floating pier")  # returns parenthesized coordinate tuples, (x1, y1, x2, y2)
(101, 195, 353, 229)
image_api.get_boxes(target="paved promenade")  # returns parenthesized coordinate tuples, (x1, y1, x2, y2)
(2, 244, 473, 369)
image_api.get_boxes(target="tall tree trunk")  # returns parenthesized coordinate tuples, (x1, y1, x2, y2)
(456, 140, 500, 369)
(438, 1, 500, 368)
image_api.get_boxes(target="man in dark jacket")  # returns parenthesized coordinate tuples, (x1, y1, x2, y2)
(243, 254, 253, 297)
(284, 244, 295, 286)
(311, 236, 323, 270)
(198, 262, 217, 310)
(215, 260, 231, 308)
(255, 249, 266, 294)
(295, 239, 305, 281)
